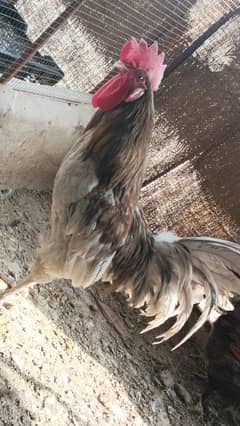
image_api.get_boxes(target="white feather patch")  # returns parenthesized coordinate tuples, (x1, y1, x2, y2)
(155, 232, 179, 243)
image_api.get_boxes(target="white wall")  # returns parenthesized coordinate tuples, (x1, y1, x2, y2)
(0, 80, 94, 190)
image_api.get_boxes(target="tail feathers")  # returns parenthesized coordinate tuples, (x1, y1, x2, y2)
(181, 236, 240, 295)
(132, 234, 240, 349)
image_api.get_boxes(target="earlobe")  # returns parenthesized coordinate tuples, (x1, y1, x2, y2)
(125, 87, 145, 103)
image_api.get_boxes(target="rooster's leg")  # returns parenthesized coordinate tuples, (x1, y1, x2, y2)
(0, 274, 16, 289)
(0, 274, 15, 312)
(0, 274, 29, 302)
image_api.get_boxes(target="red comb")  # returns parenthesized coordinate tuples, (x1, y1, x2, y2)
(120, 38, 166, 91)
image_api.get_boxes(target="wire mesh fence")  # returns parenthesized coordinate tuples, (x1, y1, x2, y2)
(0, 0, 239, 90)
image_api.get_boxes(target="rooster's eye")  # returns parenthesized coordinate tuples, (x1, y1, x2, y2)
(137, 75, 144, 81)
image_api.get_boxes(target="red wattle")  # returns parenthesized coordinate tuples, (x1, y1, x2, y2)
(92, 73, 131, 111)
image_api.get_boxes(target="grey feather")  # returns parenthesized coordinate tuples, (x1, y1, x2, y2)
(148, 235, 240, 348)
(113, 228, 240, 349)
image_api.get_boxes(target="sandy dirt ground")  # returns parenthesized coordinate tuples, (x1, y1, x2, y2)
(0, 190, 238, 426)
(0, 0, 240, 424)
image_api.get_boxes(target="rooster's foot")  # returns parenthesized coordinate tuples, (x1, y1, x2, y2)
(0, 274, 29, 311)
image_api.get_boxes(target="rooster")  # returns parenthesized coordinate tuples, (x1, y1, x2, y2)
(1, 38, 240, 366)
(206, 301, 240, 399)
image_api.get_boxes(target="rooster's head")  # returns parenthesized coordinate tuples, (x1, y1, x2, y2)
(92, 38, 166, 111)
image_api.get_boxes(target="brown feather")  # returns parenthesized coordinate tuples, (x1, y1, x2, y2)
(0, 74, 155, 299)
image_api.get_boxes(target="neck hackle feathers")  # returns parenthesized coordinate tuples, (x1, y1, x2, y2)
(92, 38, 166, 111)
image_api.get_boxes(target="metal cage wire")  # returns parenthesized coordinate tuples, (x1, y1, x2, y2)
(0, 0, 239, 90)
